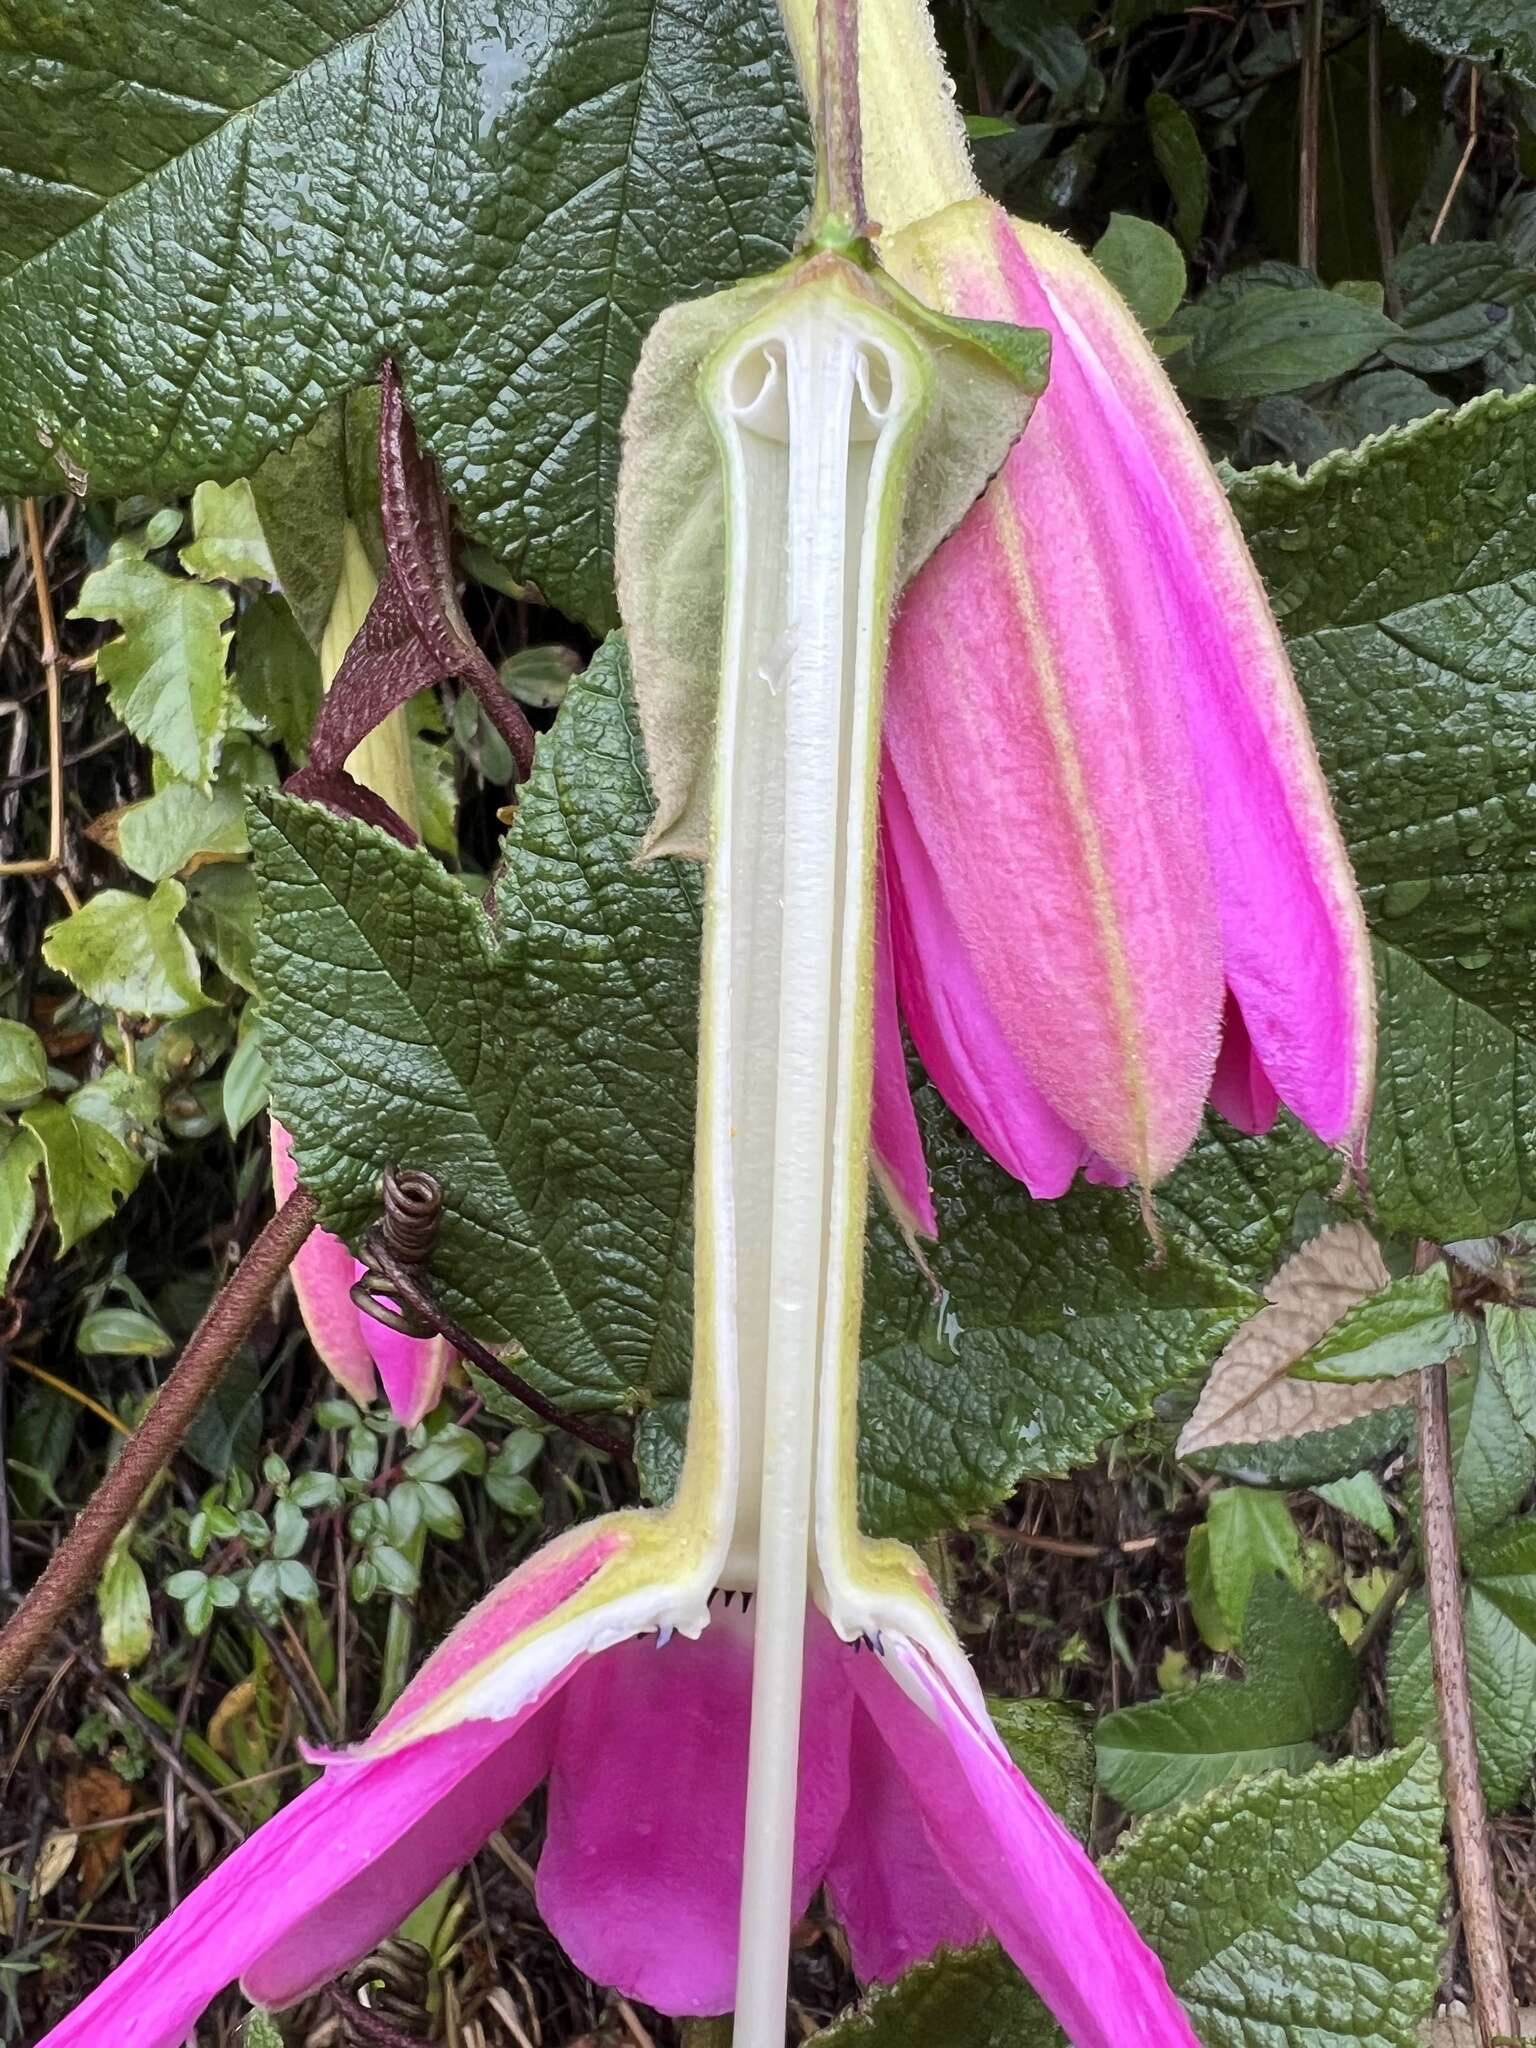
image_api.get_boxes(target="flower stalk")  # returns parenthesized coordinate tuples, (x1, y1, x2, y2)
(696, 281, 928, 2040)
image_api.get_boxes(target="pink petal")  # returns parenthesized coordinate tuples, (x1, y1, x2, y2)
(272, 1122, 451, 1424)
(271, 1122, 377, 1407)
(823, 1691, 986, 1980)
(537, 1601, 853, 2015)
(370, 1518, 629, 1743)
(872, 854, 938, 1238)
(883, 213, 1226, 1185)
(853, 1642, 1197, 2048)
(35, 1719, 555, 2048)
(996, 221, 1374, 1153)
(881, 766, 1090, 1198)
(370, 1320, 453, 1431)
(1209, 992, 1282, 1137)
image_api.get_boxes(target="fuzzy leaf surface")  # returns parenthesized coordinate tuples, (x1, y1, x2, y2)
(1234, 388, 1536, 1240)
(0, 0, 810, 629)
(1095, 1574, 1357, 1813)
(819, 1746, 1444, 2048)
(255, 645, 1273, 1535)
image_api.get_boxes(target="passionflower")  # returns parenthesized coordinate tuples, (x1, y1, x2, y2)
(269, 522, 451, 1427)
(781, 0, 1376, 1238)
(40, 171, 1193, 2048)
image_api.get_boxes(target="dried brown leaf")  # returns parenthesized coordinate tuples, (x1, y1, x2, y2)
(63, 1764, 133, 1895)
(1178, 1221, 1406, 1455)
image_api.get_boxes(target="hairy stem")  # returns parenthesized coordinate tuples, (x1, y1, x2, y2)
(1417, 1355, 1518, 2048)
(812, 0, 869, 237)
(0, 1189, 317, 1699)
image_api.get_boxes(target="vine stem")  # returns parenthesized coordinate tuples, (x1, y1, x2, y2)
(1416, 1351, 1518, 2048)
(811, 0, 869, 237)
(0, 1189, 318, 1700)
(359, 1234, 632, 1462)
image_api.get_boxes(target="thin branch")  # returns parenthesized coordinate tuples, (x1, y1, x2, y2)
(360, 1233, 632, 1462)
(0, 1190, 318, 1699)
(811, 0, 869, 237)
(0, 498, 64, 878)
(1296, 0, 1324, 272)
(1430, 66, 1480, 246)
(1417, 1354, 1518, 2048)
(1365, 6, 1400, 312)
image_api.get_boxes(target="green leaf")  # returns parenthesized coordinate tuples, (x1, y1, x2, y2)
(1095, 1574, 1357, 1812)
(1380, 0, 1536, 83)
(1180, 286, 1398, 400)
(0, 0, 812, 631)
(1110, 1744, 1445, 2048)
(0, 1021, 48, 1109)
(821, 1746, 1444, 2048)
(76, 1307, 174, 1358)
(1092, 214, 1186, 332)
(1442, 1340, 1536, 1544)
(234, 596, 324, 761)
(43, 879, 209, 1019)
(70, 551, 232, 787)
(986, 1698, 1094, 1836)
(18, 1098, 140, 1253)
(1482, 1301, 1536, 1440)
(97, 1542, 153, 1670)
(182, 865, 261, 993)
(1191, 1403, 1413, 1491)
(0, 1122, 44, 1278)
(1234, 388, 1536, 1241)
(1291, 1266, 1474, 1382)
(222, 1028, 270, 1139)
(1315, 1470, 1396, 1538)
(1146, 92, 1208, 253)
(1206, 1487, 1303, 1632)
(114, 782, 249, 884)
(1390, 1516, 1536, 1811)
(180, 480, 276, 585)
(1384, 243, 1536, 374)
(255, 642, 1260, 1537)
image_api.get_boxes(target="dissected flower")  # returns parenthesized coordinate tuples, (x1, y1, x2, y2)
(781, 0, 1376, 1238)
(42, 174, 1192, 2048)
(37, 1530, 1186, 2048)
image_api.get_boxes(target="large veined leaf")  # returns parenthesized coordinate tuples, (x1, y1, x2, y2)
(1390, 1515, 1536, 1812)
(1379, 0, 1536, 84)
(0, 0, 811, 629)
(254, 642, 1272, 1538)
(1094, 1574, 1356, 1814)
(818, 1745, 1444, 2048)
(1233, 386, 1536, 1241)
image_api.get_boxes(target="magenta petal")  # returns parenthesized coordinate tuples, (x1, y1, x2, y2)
(370, 1320, 453, 1431)
(824, 1692, 985, 1981)
(883, 230, 1226, 1182)
(872, 854, 938, 1239)
(245, 1712, 557, 2006)
(853, 1645, 1197, 2048)
(994, 224, 1374, 1152)
(36, 1719, 555, 2048)
(881, 767, 1089, 1198)
(538, 1606, 853, 2015)
(1209, 992, 1282, 1137)
(271, 1123, 377, 1407)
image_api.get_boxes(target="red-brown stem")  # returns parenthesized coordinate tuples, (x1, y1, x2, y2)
(0, 1190, 318, 1699)
(812, 0, 869, 237)
(1416, 1355, 1519, 2048)
(1296, 0, 1323, 273)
